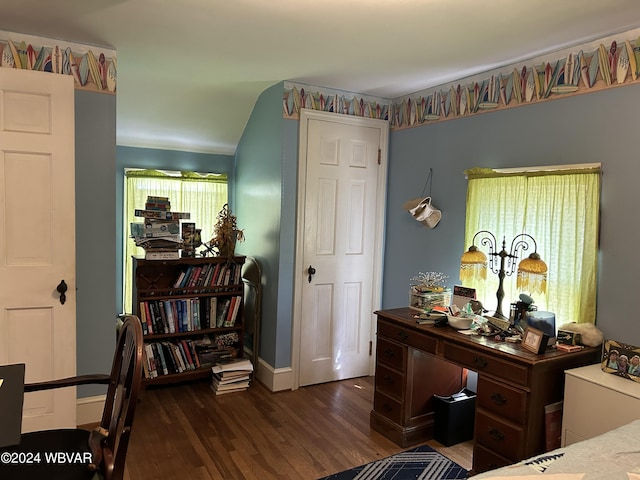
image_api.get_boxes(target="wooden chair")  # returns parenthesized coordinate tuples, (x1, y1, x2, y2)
(0, 315, 143, 480)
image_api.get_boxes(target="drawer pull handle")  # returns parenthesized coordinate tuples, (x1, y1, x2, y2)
(383, 375, 394, 385)
(491, 393, 507, 405)
(384, 348, 395, 358)
(488, 427, 505, 441)
(383, 403, 393, 412)
(473, 356, 488, 369)
(397, 330, 409, 341)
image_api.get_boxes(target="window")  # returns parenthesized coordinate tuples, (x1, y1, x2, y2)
(123, 169, 228, 312)
(463, 165, 600, 325)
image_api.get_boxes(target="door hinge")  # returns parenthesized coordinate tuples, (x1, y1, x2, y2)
(369, 341, 373, 356)
(377, 149, 381, 165)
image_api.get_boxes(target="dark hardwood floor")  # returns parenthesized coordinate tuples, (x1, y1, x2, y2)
(124, 376, 473, 479)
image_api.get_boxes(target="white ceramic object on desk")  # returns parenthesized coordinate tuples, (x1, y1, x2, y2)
(447, 315, 473, 330)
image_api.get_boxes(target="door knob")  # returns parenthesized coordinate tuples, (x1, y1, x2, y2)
(307, 265, 316, 283)
(57, 280, 68, 305)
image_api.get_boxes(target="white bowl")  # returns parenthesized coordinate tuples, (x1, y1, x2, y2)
(447, 315, 473, 330)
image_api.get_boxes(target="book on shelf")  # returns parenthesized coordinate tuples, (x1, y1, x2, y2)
(144, 204, 171, 212)
(224, 296, 242, 327)
(143, 219, 180, 237)
(142, 302, 154, 335)
(206, 297, 217, 329)
(145, 250, 180, 260)
(135, 209, 190, 220)
(138, 304, 149, 335)
(196, 346, 234, 366)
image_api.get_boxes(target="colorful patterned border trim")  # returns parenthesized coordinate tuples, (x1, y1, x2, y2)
(283, 29, 640, 130)
(391, 29, 640, 130)
(0, 30, 116, 94)
(283, 82, 391, 121)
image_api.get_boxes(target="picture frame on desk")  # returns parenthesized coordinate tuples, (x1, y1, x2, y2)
(601, 339, 640, 383)
(522, 326, 549, 354)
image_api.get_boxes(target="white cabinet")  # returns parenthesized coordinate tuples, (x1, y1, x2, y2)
(562, 364, 640, 446)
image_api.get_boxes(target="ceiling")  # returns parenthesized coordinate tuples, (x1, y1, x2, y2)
(3, 0, 640, 155)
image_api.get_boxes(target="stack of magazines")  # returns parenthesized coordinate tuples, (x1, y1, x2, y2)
(210, 358, 253, 395)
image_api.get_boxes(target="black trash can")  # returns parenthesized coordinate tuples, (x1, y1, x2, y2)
(433, 389, 476, 446)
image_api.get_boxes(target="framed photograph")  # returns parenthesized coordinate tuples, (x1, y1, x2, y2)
(522, 326, 549, 354)
(601, 339, 640, 383)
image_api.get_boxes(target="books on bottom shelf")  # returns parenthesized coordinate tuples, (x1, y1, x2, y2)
(142, 339, 202, 379)
(210, 358, 253, 395)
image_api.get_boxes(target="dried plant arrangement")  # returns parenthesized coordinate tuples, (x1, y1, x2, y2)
(209, 204, 244, 257)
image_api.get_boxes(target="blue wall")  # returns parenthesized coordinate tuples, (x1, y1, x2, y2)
(235, 82, 296, 369)
(75, 90, 117, 397)
(383, 84, 640, 345)
(115, 146, 234, 315)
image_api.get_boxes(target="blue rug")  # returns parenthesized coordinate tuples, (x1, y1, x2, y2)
(318, 445, 468, 480)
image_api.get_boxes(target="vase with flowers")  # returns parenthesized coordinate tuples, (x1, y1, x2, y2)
(209, 204, 244, 257)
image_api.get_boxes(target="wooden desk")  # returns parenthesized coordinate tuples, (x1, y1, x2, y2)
(370, 308, 599, 474)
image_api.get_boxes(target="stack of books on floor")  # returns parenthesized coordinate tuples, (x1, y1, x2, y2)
(130, 196, 191, 260)
(210, 358, 253, 395)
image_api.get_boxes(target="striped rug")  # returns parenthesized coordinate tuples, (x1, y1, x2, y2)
(318, 445, 468, 480)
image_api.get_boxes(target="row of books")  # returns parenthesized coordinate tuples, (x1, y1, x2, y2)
(143, 339, 201, 379)
(210, 358, 253, 395)
(145, 195, 171, 212)
(172, 262, 242, 290)
(134, 209, 191, 220)
(139, 295, 242, 335)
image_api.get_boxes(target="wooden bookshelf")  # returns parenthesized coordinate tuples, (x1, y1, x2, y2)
(132, 255, 245, 385)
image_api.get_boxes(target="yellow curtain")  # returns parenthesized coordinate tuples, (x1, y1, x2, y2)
(463, 168, 600, 324)
(123, 169, 228, 313)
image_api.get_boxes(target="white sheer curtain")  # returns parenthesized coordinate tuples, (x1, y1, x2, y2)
(463, 167, 600, 324)
(123, 169, 228, 313)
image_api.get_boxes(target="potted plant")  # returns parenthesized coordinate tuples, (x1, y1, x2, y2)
(209, 204, 244, 257)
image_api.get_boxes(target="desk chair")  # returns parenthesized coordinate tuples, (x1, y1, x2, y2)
(0, 315, 143, 480)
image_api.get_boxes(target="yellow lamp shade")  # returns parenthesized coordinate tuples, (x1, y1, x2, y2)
(517, 253, 547, 294)
(460, 246, 487, 282)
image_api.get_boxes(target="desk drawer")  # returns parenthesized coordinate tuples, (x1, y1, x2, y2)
(444, 342, 530, 386)
(377, 338, 407, 371)
(375, 363, 404, 400)
(374, 391, 403, 425)
(473, 443, 512, 474)
(475, 411, 524, 461)
(378, 320, 437, 354)
(477, 376, 527, 425)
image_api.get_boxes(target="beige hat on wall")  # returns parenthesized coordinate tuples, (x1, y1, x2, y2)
(403, 167, 442, 228)
(403, 196, 442, 228)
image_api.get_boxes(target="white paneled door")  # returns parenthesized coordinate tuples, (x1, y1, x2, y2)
(296, 110, 388, 387)
(0, 69, 76, 430)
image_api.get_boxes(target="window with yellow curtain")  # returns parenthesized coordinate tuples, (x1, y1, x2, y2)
(463, 166, 600, 325)
(123, 169, 228, 313)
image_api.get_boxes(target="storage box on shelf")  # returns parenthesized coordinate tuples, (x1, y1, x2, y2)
(132, 255, 245, 385)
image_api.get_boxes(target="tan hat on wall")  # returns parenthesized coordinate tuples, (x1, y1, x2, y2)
(403, 196, 442, 229)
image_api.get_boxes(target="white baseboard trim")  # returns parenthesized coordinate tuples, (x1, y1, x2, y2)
(255, 357, 293, 392)
(77, 394, 105, 426)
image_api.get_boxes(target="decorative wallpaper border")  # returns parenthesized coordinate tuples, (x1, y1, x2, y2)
(283, 28, 640, 130)
(390, 32, 640, 130)
(283, 81, 391, 121)
(0, 30, 117, 94)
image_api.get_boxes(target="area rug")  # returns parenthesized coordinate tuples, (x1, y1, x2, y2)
(317, 445, 468, 480)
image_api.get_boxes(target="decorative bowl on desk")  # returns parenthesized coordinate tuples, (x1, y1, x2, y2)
(447, 315, 473, 330)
